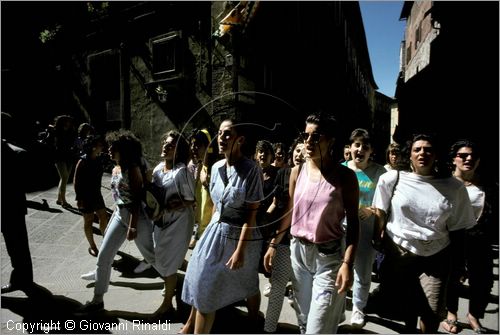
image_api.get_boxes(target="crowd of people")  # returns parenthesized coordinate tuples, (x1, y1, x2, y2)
(2, 111, 496, 334)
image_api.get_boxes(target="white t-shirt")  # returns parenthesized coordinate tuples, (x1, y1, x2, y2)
(372, 170, 475, 256)
(152, 162, 195, 225)
(465, 183, 485, 223)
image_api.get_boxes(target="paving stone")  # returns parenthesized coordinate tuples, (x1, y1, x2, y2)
(1, 172, 497, 334)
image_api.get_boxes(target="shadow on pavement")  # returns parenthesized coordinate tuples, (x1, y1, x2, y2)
(56, 249, 304, 334)
(454, 320, 497, 335)
(109, 281, 164, 291)
(363, 315, 413, 334)
(111, 251, 161, 279)
(61, 205, 83, 215)
(107, 308, 180, 324)
(338, 323, 378, 334)
(1, 284, 120, 334)
(205, 306, 300, 334)
(26, 200, 63, 213)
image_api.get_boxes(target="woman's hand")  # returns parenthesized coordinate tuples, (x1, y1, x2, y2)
(358, 207, 374, 221)
(372, 208, 386, 244)
(152, 210, 164, 222)
(200, 167, 209, 188)
(263, 246, 277, 273)
(226, 250, 244, 270)
(127, 226, 137, 241)
(335, 262, 353, 294)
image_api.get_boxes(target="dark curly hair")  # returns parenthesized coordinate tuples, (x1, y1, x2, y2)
(82, 135, 105, 156)
(400, 133, 450, 178)
(105, 129, 143, 170)
(273, 142, 287, 160)
(255, 140, 275, 161)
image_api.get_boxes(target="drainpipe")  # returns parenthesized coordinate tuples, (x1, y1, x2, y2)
(231, 27, 240, 112)
(231, 26, 240, 102)
(119, 42, 131, 129)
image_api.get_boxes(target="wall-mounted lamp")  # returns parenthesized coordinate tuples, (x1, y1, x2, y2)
(155, 84, 168, 103)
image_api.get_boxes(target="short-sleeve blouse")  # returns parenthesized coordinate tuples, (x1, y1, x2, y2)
(209, 157, 264, 224)
(152, 162, 195, 224)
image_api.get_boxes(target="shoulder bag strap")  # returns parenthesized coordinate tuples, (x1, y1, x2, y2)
(383, 170, 400, 230)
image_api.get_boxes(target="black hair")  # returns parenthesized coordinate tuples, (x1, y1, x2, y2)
(449, 139, 480, 160)
(219, 118, 253, 157)
(401, 133, 449, 177)
(54, 115, 74, 132)
(162, 130, 190, 165)
(305, 112, 338, 139)
(78, 123, 94, 138)
(255, 140, 275, 161)
(288, 135, 305, 167)
(349, 128, 372, 145)
(448, 139, 481, 173)
(189, 128, 211, 148)
(220, 118, 250, 137)
(273, 142, 287, 158)
(105, 129, 143, 170)
(189, 128, 218, 167)
(82, 135, 104, 156)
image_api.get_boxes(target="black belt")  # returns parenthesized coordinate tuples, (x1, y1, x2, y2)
(117, 203, 132, 209)
(294, 237, 341, 255)
(294, 237, 314, 245)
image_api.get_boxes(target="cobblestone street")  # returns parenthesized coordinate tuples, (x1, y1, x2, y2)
(1, 173, 498, 334)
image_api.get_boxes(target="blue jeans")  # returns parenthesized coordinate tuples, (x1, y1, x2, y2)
(94, 207, 151, 296)
(290, 238, 345, 334)
(352, 216, 376, 311)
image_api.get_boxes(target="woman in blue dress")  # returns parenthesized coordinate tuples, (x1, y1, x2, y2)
(181, 119, 264, 333)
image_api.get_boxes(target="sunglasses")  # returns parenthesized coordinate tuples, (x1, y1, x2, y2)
(300, 132, 323, 144)
(456, 153, 476, 160)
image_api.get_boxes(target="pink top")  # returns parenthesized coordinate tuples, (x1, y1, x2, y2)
(290, 164, 345, 243)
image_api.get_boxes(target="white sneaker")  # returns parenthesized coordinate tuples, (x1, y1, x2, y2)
(263, 283, 272, 297)
(350, 307, 366, 328)
(133, 261, 152, 274)
(339, 312, 346, 324)
(81, 271, 96, 281)
(161, 288, 165, 296)
(286, 285, 295, 306)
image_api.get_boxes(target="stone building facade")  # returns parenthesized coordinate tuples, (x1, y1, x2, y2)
(2, 1, 391, 165)
(395, 1, 498, 182)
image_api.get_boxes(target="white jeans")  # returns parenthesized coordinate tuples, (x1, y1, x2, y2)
(290, 238, 345, 334)
(352, 216, 377, 311)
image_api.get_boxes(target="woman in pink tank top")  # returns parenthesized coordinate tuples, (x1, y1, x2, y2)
(264, 112, 359, 334)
